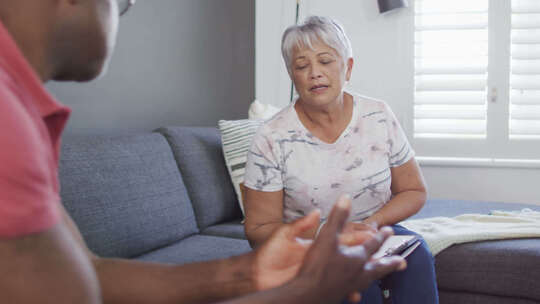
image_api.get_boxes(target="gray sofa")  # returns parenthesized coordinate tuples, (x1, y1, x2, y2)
(59, 126, 540, 303)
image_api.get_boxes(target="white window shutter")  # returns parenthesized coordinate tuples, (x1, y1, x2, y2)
(414, 0, 489, 138)
(510, 0, 540, 138)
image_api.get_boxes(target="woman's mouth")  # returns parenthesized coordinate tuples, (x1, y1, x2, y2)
(310, 84, 329, 93)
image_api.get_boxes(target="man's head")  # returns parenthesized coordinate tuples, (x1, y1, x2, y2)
(0, 0, 134, 82)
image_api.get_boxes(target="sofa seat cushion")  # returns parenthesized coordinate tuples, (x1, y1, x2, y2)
(135, 235, 252, 265)
(202, 220, 246, 239)
(411, 200, 540, 302)
(439, 289, 539, 304)
(437, 238, 540, 302)
(156, 127, 242, 229)
(59, 133, 198, 258)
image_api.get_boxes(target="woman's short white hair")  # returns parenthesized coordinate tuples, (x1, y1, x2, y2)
(281, 16, 353, 76)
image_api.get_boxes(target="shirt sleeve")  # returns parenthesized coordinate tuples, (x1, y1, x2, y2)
(383, 102, 415, 167)
(243, 127, 284, 192)
(0, 89, 60, 238)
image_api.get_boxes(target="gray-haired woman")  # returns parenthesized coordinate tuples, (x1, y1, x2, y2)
(243, 16, 438, 303)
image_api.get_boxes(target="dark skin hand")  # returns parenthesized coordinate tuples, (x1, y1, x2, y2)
(294, 195, 406, 304)
(221, 195, 407, 304)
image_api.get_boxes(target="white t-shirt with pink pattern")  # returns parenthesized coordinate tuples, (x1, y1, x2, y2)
(243, 92, 414, 223)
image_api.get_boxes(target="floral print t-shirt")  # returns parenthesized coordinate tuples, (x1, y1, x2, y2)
(243, 92, 414, 223)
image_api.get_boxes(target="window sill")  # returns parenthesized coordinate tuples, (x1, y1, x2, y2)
(416, 156, 540, 169)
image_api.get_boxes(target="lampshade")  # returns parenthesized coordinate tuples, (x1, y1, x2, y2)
(378, 0, 408, 14)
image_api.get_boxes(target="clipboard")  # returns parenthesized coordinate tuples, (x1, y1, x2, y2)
(341, 235, 421, 259)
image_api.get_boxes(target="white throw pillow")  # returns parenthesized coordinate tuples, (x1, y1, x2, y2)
(248, 99, 281, 120)
(218, 119, 264, 216)
(219, 100, 283, 216)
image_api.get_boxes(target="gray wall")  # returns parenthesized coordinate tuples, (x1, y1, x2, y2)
(47, 0, 254, 134)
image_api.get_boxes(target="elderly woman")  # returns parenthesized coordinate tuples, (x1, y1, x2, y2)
(243, 16, 438, 303)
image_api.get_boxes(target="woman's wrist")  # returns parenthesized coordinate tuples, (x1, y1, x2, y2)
(363, 214, 383, 228)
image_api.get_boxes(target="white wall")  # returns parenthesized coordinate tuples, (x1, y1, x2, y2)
(256, 0, 540, 205)
(255, 0, 296, 108)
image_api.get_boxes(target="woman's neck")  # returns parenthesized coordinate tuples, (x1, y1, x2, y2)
(295, 92, 353, 143)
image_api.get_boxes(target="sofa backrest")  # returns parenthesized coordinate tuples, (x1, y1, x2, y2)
(156, 127, 242, 230)
(59, 133, 199, 258)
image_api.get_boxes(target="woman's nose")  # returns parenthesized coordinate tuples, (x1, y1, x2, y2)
(309, 66, 322, 79)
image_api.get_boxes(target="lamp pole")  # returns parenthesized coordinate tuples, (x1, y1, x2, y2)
(290, 0, 301, 102)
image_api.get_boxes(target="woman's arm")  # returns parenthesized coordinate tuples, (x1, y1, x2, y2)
(244, 188, 286, 248)
(363, 158, 427, 227)
(243, 187, 321, 248)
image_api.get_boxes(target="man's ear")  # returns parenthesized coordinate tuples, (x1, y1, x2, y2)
(345, 57, 354, 81)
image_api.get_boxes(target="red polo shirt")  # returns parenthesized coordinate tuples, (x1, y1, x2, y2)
(0, 21, 71, 238)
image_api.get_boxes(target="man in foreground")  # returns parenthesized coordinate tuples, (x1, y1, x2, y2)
(0, 1, 405, 303)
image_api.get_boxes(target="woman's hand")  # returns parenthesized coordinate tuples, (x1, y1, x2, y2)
(315, 214, 378, 247)
(333, 221, 378, 247)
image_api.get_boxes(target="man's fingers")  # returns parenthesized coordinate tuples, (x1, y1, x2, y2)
(360, 226, 394, 257)
(363, 256, 407, 281)
(347, 291, 362, 303)
(286, 209, 321, 240)
(320, 194, 351, 238)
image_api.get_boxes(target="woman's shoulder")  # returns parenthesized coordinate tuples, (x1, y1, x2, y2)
(349, 91, 394, 117)
(256, 103, 299, 135)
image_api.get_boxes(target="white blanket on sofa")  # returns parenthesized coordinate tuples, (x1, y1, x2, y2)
(400, 208, 540, 255)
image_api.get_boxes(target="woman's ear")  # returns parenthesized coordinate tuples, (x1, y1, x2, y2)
(345, 57, 354, 81)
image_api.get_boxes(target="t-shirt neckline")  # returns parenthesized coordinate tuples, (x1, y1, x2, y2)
(291, 92, 358, 146)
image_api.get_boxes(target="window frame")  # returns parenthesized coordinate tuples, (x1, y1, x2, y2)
(411, 0, 540, 160)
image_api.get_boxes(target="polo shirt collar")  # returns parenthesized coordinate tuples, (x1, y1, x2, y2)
(0, 20, 70, 119)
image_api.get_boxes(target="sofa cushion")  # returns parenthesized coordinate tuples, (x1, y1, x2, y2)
(436, 238, 540, 302)
(135, 235, 251, 265)
(156, 127, 242, 229)
(439, 290, 539, 304)
(59, 133, 198, 258)
(412, 199, 540, 302)
(202, 219, 246, 239)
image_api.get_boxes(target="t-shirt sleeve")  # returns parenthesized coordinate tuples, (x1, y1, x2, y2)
(243, 127, 284, 192)
(0, 89, 60, 238)
(383, 103, 415, 167)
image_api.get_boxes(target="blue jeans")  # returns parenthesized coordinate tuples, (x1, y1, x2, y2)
(343, 225, 439, 304)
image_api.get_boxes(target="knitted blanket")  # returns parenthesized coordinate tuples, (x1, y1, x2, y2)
(400, 208, 540, 255)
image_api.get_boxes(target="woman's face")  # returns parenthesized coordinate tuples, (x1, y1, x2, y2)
(291, 40, 353, 108)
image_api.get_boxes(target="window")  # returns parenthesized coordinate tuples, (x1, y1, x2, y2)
(509, 0, 540, 139)
(413, 0, 540, 159)
(414, 0, 488, 139)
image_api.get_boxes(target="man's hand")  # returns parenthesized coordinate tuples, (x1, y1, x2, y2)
(251, 208, 321, 290)
(293, 195, 406, 304)
(251, 194, 406, 302)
